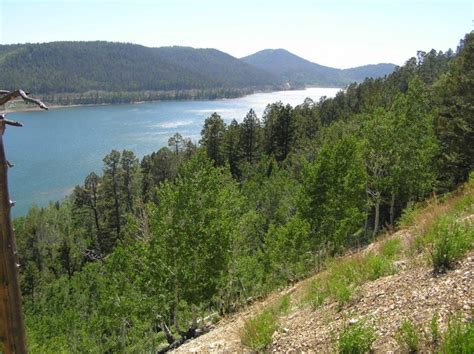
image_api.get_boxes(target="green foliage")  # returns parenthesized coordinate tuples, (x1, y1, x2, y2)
(429, 312, 440, 347)
(427, 217, 473, 273)
(240, 295, 291, 350)
(0, 42, 279, 100)
(200, 112, 226, 165)
(379, 238, 403, 259)
(242, 48, 395, 87)
(275, 294, 291, 315)
(440, 315, 474, 353)
(306, 251, 396, 308)
(147, 151, 243, 311)
(435, 33, 474, 188)
(240, 309, 278, 350)
(396, 320, 421, 353)
(16, 34, 473, 352)
(336, 321, 376, 354)
(266, 215, 312, 284)
(302, 135, 367, 254)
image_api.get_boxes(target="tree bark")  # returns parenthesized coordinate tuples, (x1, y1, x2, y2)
(0, 122, 27, 354)
(0, 90, 46, 353)
(373, 195, 381, 238)
(389, 190, 396, 226)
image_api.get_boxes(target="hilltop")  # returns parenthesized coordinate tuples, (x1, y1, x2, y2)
(241, 48, 396, 87)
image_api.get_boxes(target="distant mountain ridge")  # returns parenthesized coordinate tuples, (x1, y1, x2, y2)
(241, 48, 396, 87)
(0, 42, 396, 101)
(0, 42, 279, 95)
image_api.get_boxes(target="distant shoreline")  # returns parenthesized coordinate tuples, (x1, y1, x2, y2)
(2, 86, 340, 114)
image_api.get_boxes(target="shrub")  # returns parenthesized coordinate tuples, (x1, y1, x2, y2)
(440, 315, 474, 353)
(240, 309, 277, 350)
(379, 237, 402, 259)
(396, 319, 421, 353)
(337, 321, 376, 354)
(428, 217, 473, 273)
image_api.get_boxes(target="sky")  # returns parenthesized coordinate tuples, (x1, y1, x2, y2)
(0, 0, 472, 68)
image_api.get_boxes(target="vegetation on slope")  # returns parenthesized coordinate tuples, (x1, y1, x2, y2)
(0, 41, 396, 105)
(0, 41, 279, 104)
(242, 174, 473, 352)
(12, 33, 473, 351)
(241, 48, 396, 86)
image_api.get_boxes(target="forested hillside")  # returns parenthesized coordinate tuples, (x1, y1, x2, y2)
(241, 49, 396, 86)
(0, 41, 394, 105)
(0, 42, 279, 104)
(13, 33, 473, 352)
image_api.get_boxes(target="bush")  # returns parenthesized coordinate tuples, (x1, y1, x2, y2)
(429, 217, 473, 273)
(440, 315, 474, 353)
(240, 309, 277, 350)
(396, 319, 421, 353)
(379, 237, 403, 259)
(337, 321, 376, 354)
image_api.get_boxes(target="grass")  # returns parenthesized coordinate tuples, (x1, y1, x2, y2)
(240, 294, 292, 350)
(379, 237, 403, 259)
(392, 313, 474, 353)
(240, 309, 277, 350)
(396, 319, 421, 353)
(440, 314, 474, 353)
(305, 247, 398, 308)
(336, 320, 376, 354)
(428, 217, 473, 273)
(398, 177, 474, 272)
(429, 312, 440, 348)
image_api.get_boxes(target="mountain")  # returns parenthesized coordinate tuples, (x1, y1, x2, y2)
(0, 42, 395, 103)
(241, 49, 396, 87)
(0, 41, 280, 95)
(342, 63, 398, 82)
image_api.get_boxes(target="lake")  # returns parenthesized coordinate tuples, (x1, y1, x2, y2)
(4, 87, 340, 217)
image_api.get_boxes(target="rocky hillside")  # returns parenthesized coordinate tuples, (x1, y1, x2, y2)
(174, 181, 474, 352)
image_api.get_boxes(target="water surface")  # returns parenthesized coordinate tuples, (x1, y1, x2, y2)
(4, 87, 339, 216)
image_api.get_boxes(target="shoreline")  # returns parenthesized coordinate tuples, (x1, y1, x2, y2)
(1, 86, 341, 114)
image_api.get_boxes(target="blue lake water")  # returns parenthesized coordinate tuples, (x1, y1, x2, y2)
(4, 87, 339, 217)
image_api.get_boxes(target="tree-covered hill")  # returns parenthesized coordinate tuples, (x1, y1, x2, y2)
(241, 48, 396, 87)
(155, 46, 281, 88)
(0, 41, 280, 95)
(341, 63, 397, 82)
(0, 41, 395, 104)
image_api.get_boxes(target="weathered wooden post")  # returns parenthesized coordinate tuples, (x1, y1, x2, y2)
(0, 90, 47, 353)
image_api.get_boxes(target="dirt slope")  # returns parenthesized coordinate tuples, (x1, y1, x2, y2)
(174, 226, 473, 353)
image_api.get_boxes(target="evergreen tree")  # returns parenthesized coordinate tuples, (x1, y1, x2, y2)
(222, 119, 242, 177)
(102, 150, 123, 251)
(435, 32, 474, 187)
(240, 109, 261, 164)
(302, 135, 367, 253)
(200, 112, 226, 165)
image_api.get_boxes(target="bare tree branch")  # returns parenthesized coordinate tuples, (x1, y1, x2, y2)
(0, 89, 48, 110)
(0, 114, 23, 127)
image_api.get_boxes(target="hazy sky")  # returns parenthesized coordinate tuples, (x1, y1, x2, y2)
(0, 0, 472, 68)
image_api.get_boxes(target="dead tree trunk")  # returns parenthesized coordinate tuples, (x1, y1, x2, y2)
(0, 117, 27, 354)
(0, 90, 47, 353)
